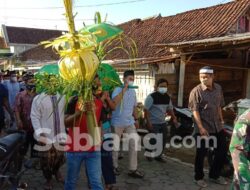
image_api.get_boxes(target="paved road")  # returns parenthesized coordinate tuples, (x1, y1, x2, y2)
(18, 151, 231, 190)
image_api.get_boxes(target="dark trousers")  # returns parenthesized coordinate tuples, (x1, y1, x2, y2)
(20, 132, 38, 158)
(0, 119, 4, 133)
(147, 123, 167, 158)
(40, 147, 65, 180)
(101, 139, 116, 185)
(194, 130, 227, 180)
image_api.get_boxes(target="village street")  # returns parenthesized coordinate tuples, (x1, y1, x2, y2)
(1, 0, 250, 190)
(20, 150, 231, 190)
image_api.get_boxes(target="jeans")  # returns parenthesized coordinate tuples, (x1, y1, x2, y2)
(194, 130, 227, 180)
(64, 151, 104, 190)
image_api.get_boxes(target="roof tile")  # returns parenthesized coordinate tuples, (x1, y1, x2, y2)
(20, 0, 250, 61)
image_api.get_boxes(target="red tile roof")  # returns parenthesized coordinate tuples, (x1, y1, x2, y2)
(20, 0, 250, 62)
(111, 0, 250, 59)
(4, 26, 65, 44)
(20, 45, 59, 62)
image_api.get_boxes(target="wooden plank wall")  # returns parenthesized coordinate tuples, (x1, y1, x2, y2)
(183, 58, 245, 107)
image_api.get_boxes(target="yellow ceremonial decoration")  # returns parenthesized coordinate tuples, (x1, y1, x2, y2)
(41, 0, 137, 146)
(58, 50, 99, 81)
(42, 0, 102, 145)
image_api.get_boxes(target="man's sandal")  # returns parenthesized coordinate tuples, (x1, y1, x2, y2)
(128, 170, 144, 178)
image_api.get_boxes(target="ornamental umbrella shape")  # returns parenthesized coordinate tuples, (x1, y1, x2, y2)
(97, 63, 122, 91)
(79, 23, 123, 43)
(38, 64, 59, 75)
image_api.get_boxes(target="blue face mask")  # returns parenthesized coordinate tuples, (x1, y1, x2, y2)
(158, 87, 167, 94)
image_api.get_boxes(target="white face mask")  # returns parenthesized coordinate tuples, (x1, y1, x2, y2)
(127, 81, 134, 87)
(10, 77, 17, 82)
(158, 87, 167, 94)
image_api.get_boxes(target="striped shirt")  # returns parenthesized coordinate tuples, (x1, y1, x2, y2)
(189, 83, 225, 134)
(144, 92, 173, 124)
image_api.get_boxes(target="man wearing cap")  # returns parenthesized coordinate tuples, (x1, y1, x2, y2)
(111, 70, 144, 178)
(189, 66, 227, 187)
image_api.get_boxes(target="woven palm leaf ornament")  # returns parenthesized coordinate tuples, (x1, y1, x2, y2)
(41, 0, 137, 146)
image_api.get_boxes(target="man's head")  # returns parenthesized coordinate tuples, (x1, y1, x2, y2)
(10, 71, 17, 83)
(93, 74, 102, 95)
(199, 66, 214, 87)
(156, 78, 168, 94)
(123, 70, 135, 86)
(23, 72, 34, 84)
(26, 75, 35, 92)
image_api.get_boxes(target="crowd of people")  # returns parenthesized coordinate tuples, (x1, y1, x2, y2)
(0, 67, 249, 190)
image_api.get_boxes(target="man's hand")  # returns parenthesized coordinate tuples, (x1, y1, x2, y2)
(38, 133, 47, 145)
(101, 91, 110, 101)
(199, 127, 209, 136)
(85, 101, 94, 112)
(172, 118, 180, 129)
(122, 82, 129, 93)
(75, 110, 82, 118)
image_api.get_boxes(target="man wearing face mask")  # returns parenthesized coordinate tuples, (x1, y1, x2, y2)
(144, 78, 178, 163)
(111, 70, 144, 178)
(14, 74, 37, 157)
(3, 71, 21, 110)
(189, 66, 227, 188)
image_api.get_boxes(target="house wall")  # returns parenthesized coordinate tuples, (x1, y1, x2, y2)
(183, 54, 245, 107)
(114, 64, 155, 104)
(152, 62, 179, 106)
(10, 44, 35, 55)
(228, 9, 250, 34)
(116, 71, 155, 104)
(155, 74, 178, 106)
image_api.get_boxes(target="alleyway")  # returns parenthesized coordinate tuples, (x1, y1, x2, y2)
(20, 151, 231, 190)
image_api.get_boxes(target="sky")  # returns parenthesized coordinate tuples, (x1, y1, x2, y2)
(0, 0, 232, 30)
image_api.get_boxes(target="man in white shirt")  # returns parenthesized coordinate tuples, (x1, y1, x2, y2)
(31, 91, 66, 189)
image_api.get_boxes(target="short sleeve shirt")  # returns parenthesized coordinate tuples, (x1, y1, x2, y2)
(65, 96, 103, 152)
(111, 87, 137, 127)
(189, 83, 225, 133)
(144, 91, 173, 124)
